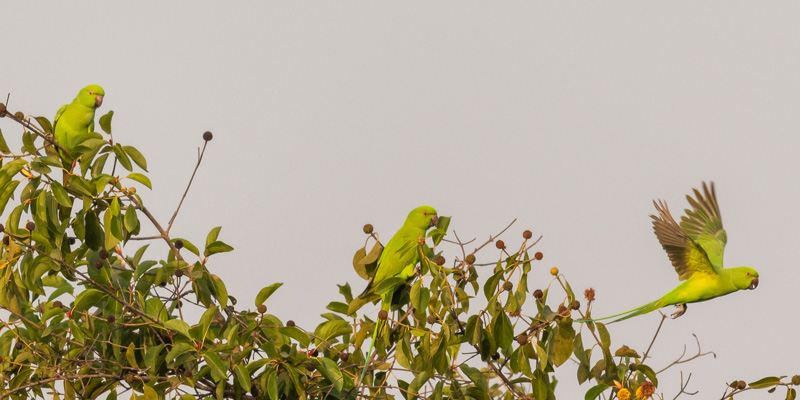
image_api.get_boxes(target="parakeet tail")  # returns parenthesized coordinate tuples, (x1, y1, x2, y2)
(357, 296, 391, 392)
(578, 298, 666, 324)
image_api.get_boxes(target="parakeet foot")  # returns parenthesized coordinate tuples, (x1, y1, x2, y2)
(671, 303, 687, 319)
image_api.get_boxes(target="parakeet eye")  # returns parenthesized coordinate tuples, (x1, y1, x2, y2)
(423, 212, 427, 216)
(746, 272, 750, 276)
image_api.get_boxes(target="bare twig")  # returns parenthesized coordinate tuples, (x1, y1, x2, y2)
(657, 334, 716, 374)
(166, 140, 209, 233)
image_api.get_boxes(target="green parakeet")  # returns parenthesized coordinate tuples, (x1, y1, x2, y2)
(589, 182, 759, 323)
(356, 205, 438, 386)
(53, 84, 105, 162)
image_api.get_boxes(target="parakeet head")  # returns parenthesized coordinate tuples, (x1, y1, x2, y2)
(406, 206, 438, 230)
(730, 267, 759, 290)
(77, 84, 105, 108)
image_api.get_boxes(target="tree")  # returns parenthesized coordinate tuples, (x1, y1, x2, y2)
(0, 98, 795, 400)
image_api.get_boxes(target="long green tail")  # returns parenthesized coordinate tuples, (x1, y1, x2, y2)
(578, 298, 666, 324)
(357, 293, 391, 392)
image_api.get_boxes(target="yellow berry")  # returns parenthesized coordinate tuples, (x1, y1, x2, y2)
(550, 267, 559, 276)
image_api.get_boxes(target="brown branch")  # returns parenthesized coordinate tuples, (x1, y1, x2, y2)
(657, 334, 715, 374)
(166, 139, 209, 233)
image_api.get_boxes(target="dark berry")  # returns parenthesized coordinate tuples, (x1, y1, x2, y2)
(495, 240, 505, 249)
(434, 255, 445, 266)
(534, 252, 543, 260)
(363, 224, 373, 234)
(557, 304, 568, 315)
(286, 320, 296, 327)
(0, 223, 4, 232)
(98, 249, 109, 259)
(737, 380, 746, 390)
(2, 236, 8, 245)
(203, 131, 213, 141)
(629, 363, 638, 371)
(257, 304, 267, 314)
(175, 269, 184, 278)
(523, 230, 532, 239)
(53, 301, 63, 309)
(378, 310, 388, 320)
(14, 342, 23, 350)
(465, 254, 476, 264)
(310, 348, 318, 357)
(69, 237, 76, 245)
(107, 315, 116, 323)
(94, 260, 103, 269)
(25, 221, 35, 231)
(570, 300, 580, 310)
(175, 240, 184, 249)
(502, 281, 513, 291)
(14, 112, 24, 120)
(305, 363, 315, 371)
(491, 352, 500, 360)
(533, 289, 543, 299)
(339, 353, 349, 362)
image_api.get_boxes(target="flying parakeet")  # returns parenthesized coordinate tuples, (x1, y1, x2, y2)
(588, 182, 759, 323)
(53, 84, 105, 162)
(356, 205, 438, 386)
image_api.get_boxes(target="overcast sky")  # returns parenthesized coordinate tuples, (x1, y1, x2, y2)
(3, 2, 799, 398)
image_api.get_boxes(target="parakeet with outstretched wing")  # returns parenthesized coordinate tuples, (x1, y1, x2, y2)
(356, 205, 438, 386)
(53, 84, 104, 163)
(585, 182, 759, 323)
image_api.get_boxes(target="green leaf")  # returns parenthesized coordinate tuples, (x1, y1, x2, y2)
(113, 144, 133, 171)
(165, 342, 195, 363)
(74, 289, 105, 312)
(0, 128, 11, 154)
(614, 345, 640, 358)
(584, 383, 609, 400)
(234, 365, 252, 392)
(314, 320, 351, 343)
(50, 181, 72, 208)
(126, 343, 139, 369)
(205, 240, 234, 256)
(429, 215, 451, 246)
(212, 275, 228, 308)
(266, 370, 278, 400)
(35, 117, 53, 134)
(164, 319, 192, 338)
(255, 283, 283, 306)
(637, 364, 658, 387)
(316, 357, 343, 392)
(84, 211, 103, 250)
(596, 322, 611, 349)
(787, 387, 796, 400)
(278, 327, 311, 348)
(459, 365, 488, 394)
(99, 111, 114, 134)
(205, 226, 222, 248)
(551, 321, 575, 367)
(127, 173, 152, 189)
(124, 206, 139, 233)
(123, 145, 148, 171)
(172, 238, 199, 257)
(204, 352, 227, 382)
(749, 376, 785, 389)
(492, 311, 513, 352)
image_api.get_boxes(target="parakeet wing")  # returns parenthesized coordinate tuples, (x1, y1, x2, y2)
(679, 182, 726, 270)
(651, 199, 717, 281)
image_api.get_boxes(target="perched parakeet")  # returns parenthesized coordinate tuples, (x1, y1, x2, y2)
(53, 84, 104, 161)
(357, 205, 438, 386)
(588, 182, 759, 323)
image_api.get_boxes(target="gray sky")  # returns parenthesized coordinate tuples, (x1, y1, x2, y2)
(3, 2, 799, 398)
